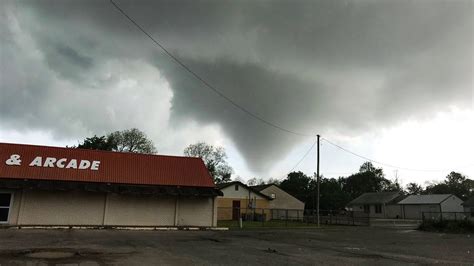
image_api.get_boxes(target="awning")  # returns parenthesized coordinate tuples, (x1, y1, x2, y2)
(0, 178, 223, 197)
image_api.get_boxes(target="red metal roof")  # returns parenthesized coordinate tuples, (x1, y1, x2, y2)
(0, 142, 215, 188)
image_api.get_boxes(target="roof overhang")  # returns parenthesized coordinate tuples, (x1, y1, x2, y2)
(0, 178, 223, 197)
(217, 181, 273, 200)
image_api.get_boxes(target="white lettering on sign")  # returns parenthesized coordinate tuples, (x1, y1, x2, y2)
(91, 161, 100, 170)
(5, 154, 22, 166)
(66, 159, 78, 169)
(6, 154, 100, 171)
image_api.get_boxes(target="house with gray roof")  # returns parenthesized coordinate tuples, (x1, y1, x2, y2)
(398, 194, 463, 220)
(347, 192, 405, 218)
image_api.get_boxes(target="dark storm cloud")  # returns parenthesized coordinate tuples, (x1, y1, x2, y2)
(1, 0, 472, 172)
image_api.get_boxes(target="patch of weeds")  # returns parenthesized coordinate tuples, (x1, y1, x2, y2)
(419, 220, 474, 233)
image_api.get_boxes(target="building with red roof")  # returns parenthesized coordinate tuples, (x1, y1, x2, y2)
(0, 142, 221, 227)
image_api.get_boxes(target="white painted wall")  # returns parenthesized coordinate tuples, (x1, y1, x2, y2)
(385, 204, 403, 218)
(7, 189, 216, 227)
(105, 194, 176, 226)
(178, 197, 214, 226)
(402, 204, 439, 220)
(19, 190, 104, 225)
(260, 185, 304, 210)
(440, 195, 464, 212)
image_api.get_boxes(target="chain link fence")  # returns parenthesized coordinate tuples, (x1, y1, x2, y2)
(422, 212, 474, 222)
(217, 207, 370, 228)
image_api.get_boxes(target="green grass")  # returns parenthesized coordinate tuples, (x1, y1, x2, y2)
(217, 220, 322, 229)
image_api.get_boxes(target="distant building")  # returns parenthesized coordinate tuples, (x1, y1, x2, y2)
(347, 192, 405, 218)
(398, 194, 464, 220)
(216, 181, 272, 220)
(216, 182, 305, 221)
(461, 196, 474, 215)
(251, 184, 305, 220)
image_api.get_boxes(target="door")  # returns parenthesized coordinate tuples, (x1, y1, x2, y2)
(0, 192, 12, 224)
(232, 200, 240, 220)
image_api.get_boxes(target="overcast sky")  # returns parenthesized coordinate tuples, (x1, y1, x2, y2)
(1, 0, 472, 186)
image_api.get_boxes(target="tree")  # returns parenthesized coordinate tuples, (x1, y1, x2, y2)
(247, 177, 280, 186)
(184, 142, 233, 184)
(279, 171, 312, 203)
(406, 182, 423, 195)
(384, 177, 404, 192)
(425, 171, 473, 200)
(319, 177, 351, 211)
(279, 171, 321, 209)
(267, 178, 281, 185)
(75, 128, 156, 154)
(107, 128, 156, 154)
(247, 177, 265, 186)
(76, 135, 114, 151)
(342, 162, 391, 199)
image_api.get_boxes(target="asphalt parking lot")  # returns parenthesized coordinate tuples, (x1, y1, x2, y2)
(0, 226, 472, 265)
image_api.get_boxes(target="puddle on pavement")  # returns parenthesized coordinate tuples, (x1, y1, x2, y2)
(25, 251, 76, 259)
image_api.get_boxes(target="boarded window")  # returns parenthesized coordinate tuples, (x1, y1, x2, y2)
(0, 193, 12, 223)
(375, 204, 382, 213)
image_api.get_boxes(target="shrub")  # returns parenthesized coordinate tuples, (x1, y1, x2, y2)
(419, 220, 474, 233)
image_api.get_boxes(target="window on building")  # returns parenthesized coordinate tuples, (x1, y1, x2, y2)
(271, 193, 276, 199)
(234, 184, 239, 191)
(375, 204, 382, 213)
(0, 193, 12, 223)
(363, 204, 370, 213)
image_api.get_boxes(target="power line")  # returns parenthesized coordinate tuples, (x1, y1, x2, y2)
(321, 137, 474, 172)
(109, 0, 473, 175)
(288, 140, 317, 173)
(109, 0, 313, 137)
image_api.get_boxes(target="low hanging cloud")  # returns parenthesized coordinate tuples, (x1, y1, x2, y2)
(0, 0, 472, 173)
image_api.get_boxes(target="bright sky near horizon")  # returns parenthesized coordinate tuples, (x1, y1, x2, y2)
(1, 0, 472, 186)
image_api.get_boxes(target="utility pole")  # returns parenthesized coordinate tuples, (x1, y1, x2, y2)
(316, 134, 320, 227)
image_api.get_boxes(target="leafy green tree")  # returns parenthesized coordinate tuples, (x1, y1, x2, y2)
(384, 177, 404, 192)
(76, 135, 114, 151)
(342, 162, 391, 199)
(184, 142, 233, 184)
(279, 171, 313, 204)
(406, 182, 423, 195)
(425, 172, 473, 200)
(319, 177, 351, 210)
(75, 128, 156, 154)
(267, 177, 281, 185)
(107, 128, 156, 154)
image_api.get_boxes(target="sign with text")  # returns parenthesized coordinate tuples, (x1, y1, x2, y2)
(5, 154, 100, 171)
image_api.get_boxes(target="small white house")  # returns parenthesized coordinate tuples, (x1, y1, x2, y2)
(398, 194, 464, 220)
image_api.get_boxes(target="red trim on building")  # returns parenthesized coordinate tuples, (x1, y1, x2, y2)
(0, 142, 215, 188)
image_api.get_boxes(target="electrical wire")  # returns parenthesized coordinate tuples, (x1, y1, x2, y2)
(288, 140, 317, 173)
(109, 0, 313, 137)
(109, 0, 473, 175)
